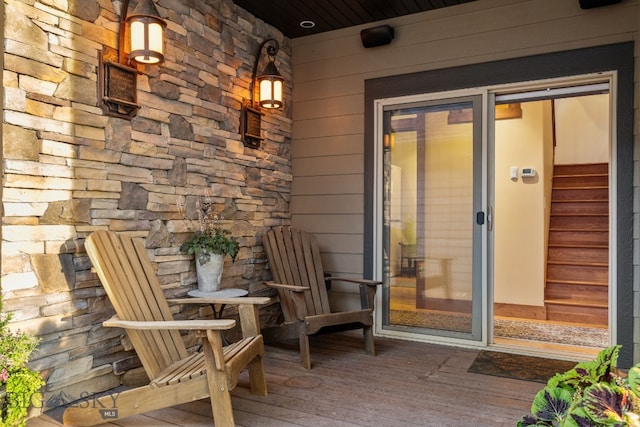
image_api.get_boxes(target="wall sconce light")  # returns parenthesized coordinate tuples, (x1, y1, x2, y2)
(241, 38, 284, 148)
(98, 0, 166, 119)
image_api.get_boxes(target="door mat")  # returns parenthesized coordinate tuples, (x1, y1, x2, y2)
(468, 351, 578, 383)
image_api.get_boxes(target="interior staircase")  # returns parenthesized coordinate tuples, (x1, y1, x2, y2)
(544, 163, 608, 327)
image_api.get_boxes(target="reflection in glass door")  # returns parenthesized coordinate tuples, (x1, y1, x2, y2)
(381, 96, 483, 341)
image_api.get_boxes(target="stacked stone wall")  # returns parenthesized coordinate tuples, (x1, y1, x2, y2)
(1, 0, 291, 412)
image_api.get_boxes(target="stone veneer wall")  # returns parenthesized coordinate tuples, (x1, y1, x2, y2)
(1, 0, 292, 413)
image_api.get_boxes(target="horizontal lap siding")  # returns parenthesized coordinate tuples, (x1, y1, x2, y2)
(293, 154, 364, 176)
(293, 175, 363, 194)
(290, 0, 638, 308)
(293, 215, 364, 236)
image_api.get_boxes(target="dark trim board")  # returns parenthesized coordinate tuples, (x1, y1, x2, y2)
(364, 42, 634, 367)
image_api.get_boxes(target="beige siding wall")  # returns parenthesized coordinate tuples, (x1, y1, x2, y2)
(290, 0, 639, 315)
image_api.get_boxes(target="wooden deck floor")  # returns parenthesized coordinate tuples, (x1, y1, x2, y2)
(29, 332, 542, 427)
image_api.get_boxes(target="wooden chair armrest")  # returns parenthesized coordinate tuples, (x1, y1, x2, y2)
(323, 277, 380, 310)
(264, 281, 310, 292)
(103, 315, 235, 330)
(264, 282, 309, 321)
(328, 277, 382, 287)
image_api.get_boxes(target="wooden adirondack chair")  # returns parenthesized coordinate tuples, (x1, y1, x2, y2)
(63, 230, 268, 427)
(262, 226, 381, 369)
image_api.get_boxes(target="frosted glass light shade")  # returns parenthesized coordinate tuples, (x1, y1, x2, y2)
(129, 17, 165, 64)
(259, 77, 283, 109)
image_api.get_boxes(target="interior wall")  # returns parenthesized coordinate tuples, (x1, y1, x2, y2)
(555, 95, 610, 164)
(494, 101, 550, 306)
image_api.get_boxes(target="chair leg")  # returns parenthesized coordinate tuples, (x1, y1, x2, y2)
(299, 330, 312, 369)
(248, 356, 268, 396)
(363, 325, 375, 356)
(202, 331, 235, 427)
(208, 368, 235, 427)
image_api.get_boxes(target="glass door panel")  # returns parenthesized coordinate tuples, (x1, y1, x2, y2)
(382, 96, 483, 341)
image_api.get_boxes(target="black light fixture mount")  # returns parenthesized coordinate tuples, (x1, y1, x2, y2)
(98, 0, 166, 120)
(241, 38, 284, 148)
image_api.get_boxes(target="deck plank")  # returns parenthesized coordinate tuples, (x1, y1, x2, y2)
(28, 333, 542, 427)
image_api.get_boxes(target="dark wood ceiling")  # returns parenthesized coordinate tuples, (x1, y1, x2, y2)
(232, 0, 477, 39)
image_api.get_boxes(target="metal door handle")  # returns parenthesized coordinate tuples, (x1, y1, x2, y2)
(476, 207, 493, 229)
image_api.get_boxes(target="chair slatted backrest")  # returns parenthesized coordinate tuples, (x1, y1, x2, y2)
(264, 227, 331, 320)
(85, 230, 189, 379)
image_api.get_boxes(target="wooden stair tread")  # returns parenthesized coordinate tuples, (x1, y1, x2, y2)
(546, 279, 608, 286)
(544, 298, 608, 308)
(548, 243, 608, 249)
(549, 246, 608, 252)
(552, 185, 609, 191)
(549, 227, 608, 230)
(554, 173, 607, 178)
(548, 241, 609, 249)
(547, 260, 607, 267)
(550, 216, 609, 217)
(549, 235, 607, 240)
(550, 212, 608, 215)
(551, 199, 608, 203)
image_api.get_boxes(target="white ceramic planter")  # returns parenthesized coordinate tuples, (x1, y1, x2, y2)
(195, 253, 224, 293)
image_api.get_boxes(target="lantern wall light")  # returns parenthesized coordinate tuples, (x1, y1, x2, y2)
(241, 38, 284, 148)
(98, 0, 166, 119)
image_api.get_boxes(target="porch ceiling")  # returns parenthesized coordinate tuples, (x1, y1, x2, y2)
(232, 0, 477, 39)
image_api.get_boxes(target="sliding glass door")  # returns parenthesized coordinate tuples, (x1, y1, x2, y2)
(375, 80, 612, 354)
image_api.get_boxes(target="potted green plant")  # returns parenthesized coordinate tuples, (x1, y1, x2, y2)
(180, 225, 239, 266)
(0, 298, 44, 427)
(518, 345, 640, 426)
(178, 195, 239, 293)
